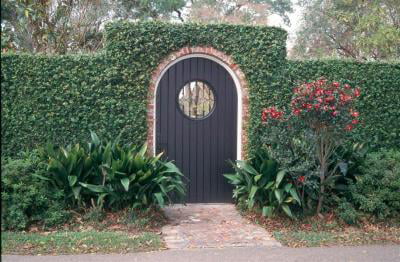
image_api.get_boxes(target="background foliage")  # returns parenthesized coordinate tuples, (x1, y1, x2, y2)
(2, 21, 399, 158)
(292, 0, 400, 60)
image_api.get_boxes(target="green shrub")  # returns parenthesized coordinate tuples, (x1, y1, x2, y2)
(347, 149, 400, 219)
(224, 149, 301, 218)
(1, 152, 69, 230)
(38, 131, 186, 210)
(337, 202, 359, 225)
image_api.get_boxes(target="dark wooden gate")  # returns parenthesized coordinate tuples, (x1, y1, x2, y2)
(156, 57, 237, 203)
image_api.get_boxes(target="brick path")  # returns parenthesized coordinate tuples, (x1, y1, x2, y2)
(161, 204, 281, 249)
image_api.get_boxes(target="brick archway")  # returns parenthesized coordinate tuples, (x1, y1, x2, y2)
(147, 46, 249, 159)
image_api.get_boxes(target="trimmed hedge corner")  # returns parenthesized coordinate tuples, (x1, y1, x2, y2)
(1, 21, 399, 156)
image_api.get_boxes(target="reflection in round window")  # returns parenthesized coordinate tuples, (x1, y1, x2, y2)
(178, 81, 215, 119)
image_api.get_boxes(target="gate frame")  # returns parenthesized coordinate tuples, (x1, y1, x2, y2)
(147, 46, 249, 160)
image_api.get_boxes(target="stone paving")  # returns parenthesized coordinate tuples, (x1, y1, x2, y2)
(161, 204, 281, 249)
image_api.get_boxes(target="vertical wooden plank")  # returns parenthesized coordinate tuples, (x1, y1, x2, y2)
(203, 59, 212, 202)
(196, 58, 204, 202)
(224, 75, 235, 201)
(209, 61, 218, 201)
(175, 61, 183, 178)
(182, 59, 191, 202)
(189, 58, 197, 202)
(167, 66, 176, 163)
(216, 65, 226, 201)
(160, 71, 169, 156)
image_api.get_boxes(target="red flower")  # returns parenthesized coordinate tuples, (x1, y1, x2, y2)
(325, 90, 334, 96)
(262, 107, 283, 122)
(325, 96, 335, 103)
(352, 119, 359, 124)
(315, 88, 324, 96)
(262, 111, 268, 122)
(332, 82, 340, 88)
(344, 84, 351, 90)
(293, 108, 301, 116)
(272, 110, 283, 119)
(345, 124, 353, 131)
(353, 88, 361, 97)
(351, 111, 359, 118)
(340, 94, 352, 103)
(297, 176, 306, 183)
(332, 111, 339, 117)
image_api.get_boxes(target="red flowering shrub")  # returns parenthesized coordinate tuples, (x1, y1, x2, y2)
(262, 78, 360, 132)
(261, 78, 362, 215)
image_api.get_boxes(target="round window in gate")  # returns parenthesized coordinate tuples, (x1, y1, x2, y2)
(178, 81, 215, 119)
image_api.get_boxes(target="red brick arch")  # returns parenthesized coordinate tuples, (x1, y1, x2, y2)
(147, 46, 249, 159)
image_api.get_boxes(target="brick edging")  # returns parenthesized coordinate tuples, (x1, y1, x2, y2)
(147, 46, 249, 159)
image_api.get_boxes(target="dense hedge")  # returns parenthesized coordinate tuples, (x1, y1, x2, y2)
(1, 21, 399, 156)
(2, 21, 287, 156)
(1, 53, 148, 155)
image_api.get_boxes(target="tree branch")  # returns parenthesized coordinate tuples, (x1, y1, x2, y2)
(326, 33, 362, 60)
(174, 8, 184, 22)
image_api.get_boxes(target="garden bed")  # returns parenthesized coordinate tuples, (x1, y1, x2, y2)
(242, 209, 400, 247)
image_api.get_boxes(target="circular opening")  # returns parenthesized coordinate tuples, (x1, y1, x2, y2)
(178, 81, 215, 119)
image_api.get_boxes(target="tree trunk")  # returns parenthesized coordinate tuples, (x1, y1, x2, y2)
(316, 130, 329, 216)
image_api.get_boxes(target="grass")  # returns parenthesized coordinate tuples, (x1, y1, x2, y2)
(241, 208, 400, 248)
(1, 231, 163, 255)
(1, 207, 168, 255)
(273, 230, 400, 247)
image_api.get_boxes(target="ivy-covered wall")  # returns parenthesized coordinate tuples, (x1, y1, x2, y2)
(1, 21, 399, 157)
(0, 53, 138, 155)
(1, 21, 287, 156)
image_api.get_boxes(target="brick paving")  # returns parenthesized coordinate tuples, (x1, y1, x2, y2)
(161, 204, 281, 249)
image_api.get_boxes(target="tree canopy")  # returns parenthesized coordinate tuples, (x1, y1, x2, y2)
(291, 0, 400, 60)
